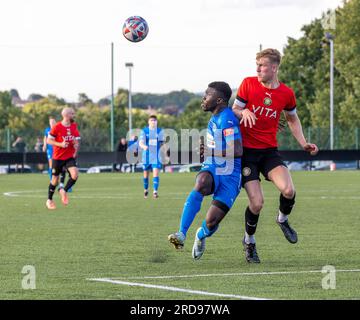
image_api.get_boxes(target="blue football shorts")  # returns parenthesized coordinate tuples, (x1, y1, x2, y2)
(198, 162, 242, 210)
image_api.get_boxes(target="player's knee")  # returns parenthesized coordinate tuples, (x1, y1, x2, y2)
(194, 174, 212, 196)
(69, 171, 78, 180)
(282, 186, 295, 199)
(249, 197, 264, 213)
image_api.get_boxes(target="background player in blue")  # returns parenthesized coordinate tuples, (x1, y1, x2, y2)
(43, 116, 56, 180)
(168, 81, 243, 260)
(139, 115, 165, 199)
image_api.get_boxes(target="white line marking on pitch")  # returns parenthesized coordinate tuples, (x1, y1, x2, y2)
(87, 278, 268, 300)
(4, 190, 360, 200)
(122, 269, 360, 280)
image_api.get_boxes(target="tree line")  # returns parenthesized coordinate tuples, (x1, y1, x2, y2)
(1, 0, 359, 151)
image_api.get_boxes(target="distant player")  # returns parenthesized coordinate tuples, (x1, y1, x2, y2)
(43, 116, 57, 180)
(43, 116, 70, 191)
(168, 81, 243, 260)
(232, 48, 318, 263)
(139, 115, 164, 199)
(45, 107, 81, 210)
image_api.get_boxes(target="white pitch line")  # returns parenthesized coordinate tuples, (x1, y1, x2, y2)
(87, 278, 269, 300)
(122, 269, 360, 280)
(4, 190, 360, 200)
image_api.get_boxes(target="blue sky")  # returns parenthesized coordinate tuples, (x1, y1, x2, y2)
(0, 0, 342, 102)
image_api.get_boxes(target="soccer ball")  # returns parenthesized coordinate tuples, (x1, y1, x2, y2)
(122, 16, 149, 43)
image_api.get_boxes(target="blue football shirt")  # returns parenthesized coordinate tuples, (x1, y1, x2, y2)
(139, 126, 164, 165)
(204, 107, 242, 168)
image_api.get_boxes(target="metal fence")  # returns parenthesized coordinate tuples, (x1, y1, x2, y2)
(1, 127, 360, 152)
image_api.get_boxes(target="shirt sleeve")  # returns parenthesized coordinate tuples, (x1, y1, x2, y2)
(284, 88, 297, 114)
(73, 126, 81, 140)
(139, 129, 146, 145)
(234, 78, 249, 109)
(221, 115, 241, 144)
(48, 125, 57, 139)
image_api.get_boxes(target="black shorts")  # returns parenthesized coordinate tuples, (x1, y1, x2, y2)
(241, 147, 287, 186)
(52, 158, 77, 176)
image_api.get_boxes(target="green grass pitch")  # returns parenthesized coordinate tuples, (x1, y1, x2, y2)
(0, 171, 359, 300)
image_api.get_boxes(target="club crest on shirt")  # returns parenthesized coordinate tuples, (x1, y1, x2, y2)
(263, 97, 272, 106)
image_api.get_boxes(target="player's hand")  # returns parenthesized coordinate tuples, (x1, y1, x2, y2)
(240, 109, 257, 128)
(59, 138, 69, 148)
(303, 143, 318, 156)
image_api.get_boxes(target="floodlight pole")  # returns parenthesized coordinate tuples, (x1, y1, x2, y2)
(326, 32, 334, 150)
(125, 62, 134, 136)
(110, 42, 115, 152)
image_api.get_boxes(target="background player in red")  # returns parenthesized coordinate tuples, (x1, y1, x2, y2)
(232, 48, 318, 263)
(45, 107, 80, 210)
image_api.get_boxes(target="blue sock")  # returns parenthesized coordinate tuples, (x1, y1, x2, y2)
(48, 168, 52, 180)
(179, 190, 203, 237)
(143, 177, 149, 190)
(153, 176, 159, 192)
(196, 220, 219, 240)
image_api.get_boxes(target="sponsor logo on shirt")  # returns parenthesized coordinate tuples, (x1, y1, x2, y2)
(224, 128, 234, 137)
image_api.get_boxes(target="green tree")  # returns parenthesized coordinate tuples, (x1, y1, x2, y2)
(0, 91, 14, 128)
(177, 98, 209, 131)
(78, 93, 93, 105)
(279, 18, 325, 128)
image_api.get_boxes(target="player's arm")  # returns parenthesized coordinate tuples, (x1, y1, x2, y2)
(224, 137, 243, 158)
(223, 126, 243, 158)
(73, 137, 81, 158)
(138, 132, 148, 150)
(232, 79, 257, 128)
(42, 135, 47, 152)
(202, 128, 243, 159)
(232, 103, 257, 128)
(47, 136, 68, 148)
(284, 111, 318, 155)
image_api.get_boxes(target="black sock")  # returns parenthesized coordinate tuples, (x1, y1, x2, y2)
(60, 171, 66, 185)
(64, 178, 77, 192)
(245, 206, 259, 236)
(48, 183, 56, 200)
(279, 193, 296, 215)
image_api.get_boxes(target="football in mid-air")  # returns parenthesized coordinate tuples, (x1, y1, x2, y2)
(122, 16, 149, 43)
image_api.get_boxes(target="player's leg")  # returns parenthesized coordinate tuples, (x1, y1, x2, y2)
(59, 167, 66, 190)
(168, 171, 214, 250)
(46, 160, 61, 209)
(192, 201, 228, 260)
(242, 180, 263, 263)
(192, 168, 242, 260)
(59, 159, 79, 206)
(143, 167, 150, 198)
(241, 154, 263, 263)
(47, 158, 53, 181)
(152, 167, 160, 198)
(267, 165, 298, 243)
(59, 168, 73, 192)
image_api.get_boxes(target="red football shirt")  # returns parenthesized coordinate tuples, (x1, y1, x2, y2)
(235, 77, 296, 149)
(49, 122, 81, 160)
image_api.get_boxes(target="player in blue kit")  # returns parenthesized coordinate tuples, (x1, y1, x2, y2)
(43, 116, 57, 180)
(139, 115, 165, 199)
(168, 81, 243, 260)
